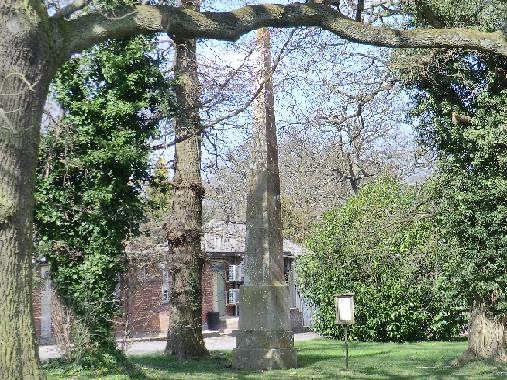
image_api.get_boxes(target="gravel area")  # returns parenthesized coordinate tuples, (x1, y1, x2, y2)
(39, 331, 319, 360)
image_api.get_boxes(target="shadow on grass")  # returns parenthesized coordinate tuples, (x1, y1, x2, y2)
(293, 339, 504, 379)
(360, 360, 507, 379)
(45, 340, 507, 379)
(296, 339, 394, 368)
(130, 341, 507, 380)
(44, 354, 149, 380)
(131, 352, 249, 379)
(296, 349, 394, 368)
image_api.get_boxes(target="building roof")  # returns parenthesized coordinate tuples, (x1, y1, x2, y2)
(124, 219, 309, 258)
(203, 219, 307, 257)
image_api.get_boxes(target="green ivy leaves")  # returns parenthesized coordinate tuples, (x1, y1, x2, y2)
(34, 35, 172, 355)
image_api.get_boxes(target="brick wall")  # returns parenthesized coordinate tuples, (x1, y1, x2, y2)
(201, 261, 214, 324)
(115, 277, 169, 337)
(114, 262, 170, 338)
(33, 258, 229, 341)
(32, 264, 54, 344)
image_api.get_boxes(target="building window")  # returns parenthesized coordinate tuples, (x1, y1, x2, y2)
(284, 257, 294, 283)
(161, 269, 170, 303)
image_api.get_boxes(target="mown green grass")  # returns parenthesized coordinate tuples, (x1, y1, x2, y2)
(44, 338, 507, 379)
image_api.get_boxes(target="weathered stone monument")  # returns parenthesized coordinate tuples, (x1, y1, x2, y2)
(232, 28, 297, 370)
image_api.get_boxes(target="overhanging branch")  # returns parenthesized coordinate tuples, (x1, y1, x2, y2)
(54, 3, 507, 64)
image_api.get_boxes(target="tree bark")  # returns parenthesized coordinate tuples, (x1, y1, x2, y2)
(165, 0, 208, 359)
(57, 4, 507, 59)
(0, 3, 55, 379)
(463, 300, 507, 362)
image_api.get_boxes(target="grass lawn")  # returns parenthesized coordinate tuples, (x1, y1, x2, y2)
(44, 338, 507, 379)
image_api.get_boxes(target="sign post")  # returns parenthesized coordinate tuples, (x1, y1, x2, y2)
(335, 293, 355, 369)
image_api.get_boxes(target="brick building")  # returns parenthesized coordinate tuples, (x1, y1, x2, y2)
(32, 220, 312, 343)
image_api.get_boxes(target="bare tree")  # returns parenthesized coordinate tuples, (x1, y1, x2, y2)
(203, 29, 430, 242)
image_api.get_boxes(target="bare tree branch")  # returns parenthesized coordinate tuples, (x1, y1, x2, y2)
(199, 45, 256, 110)
(152, 27, 298, 152)
(201, 28, 297, 130)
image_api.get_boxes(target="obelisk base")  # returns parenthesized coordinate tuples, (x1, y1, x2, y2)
(233, 330, 297, 369)
(232, 285, 297, 369)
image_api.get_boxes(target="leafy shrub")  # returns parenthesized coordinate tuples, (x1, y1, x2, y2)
(296, 175, 467, 341)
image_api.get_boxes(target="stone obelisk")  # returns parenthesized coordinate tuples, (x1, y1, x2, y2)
(232, 28, 297, 370)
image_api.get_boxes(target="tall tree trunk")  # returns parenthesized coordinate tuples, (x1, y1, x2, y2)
(0, 3, 54, 378)
(165, 0, 208, 358)
(463, 300, 507, 362)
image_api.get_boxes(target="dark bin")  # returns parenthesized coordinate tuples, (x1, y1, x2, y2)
(207, 311, 220, 330)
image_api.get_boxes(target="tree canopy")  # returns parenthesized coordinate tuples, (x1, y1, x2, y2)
(392, 0, 507, 360)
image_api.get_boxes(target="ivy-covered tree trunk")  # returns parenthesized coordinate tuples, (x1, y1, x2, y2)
(465, 300, 506, 362)
(36, 36, 168, 364)
(165, 0, 208, 358)
(0, 3, 54, 378)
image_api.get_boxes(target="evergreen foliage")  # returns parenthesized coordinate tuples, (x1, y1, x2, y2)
(146, 157, 173, 219)
(394, 1, 507, 326)
(297, 176, 466, 341)
(402, 0, 504, 30)
(407, 52, 507, 320)
(34, 35, 171, 360)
